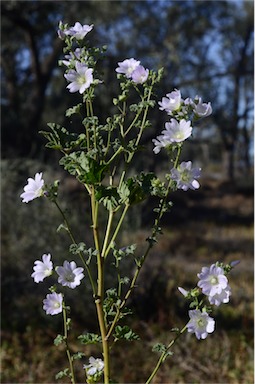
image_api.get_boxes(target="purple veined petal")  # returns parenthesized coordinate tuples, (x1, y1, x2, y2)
(43, 292, 63, 315)
(56, 260, 84, 289)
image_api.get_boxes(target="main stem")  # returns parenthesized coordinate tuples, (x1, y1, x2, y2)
(90, 187, 110, 383)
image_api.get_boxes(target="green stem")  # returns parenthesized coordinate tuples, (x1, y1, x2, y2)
(123, 107, 143, 137)
(95, 298, 110, 384)
(54, 201, 96, 296)
(104, 204, 130, 258)
(101, 209, 115, 258)
(90, 187, 110, 383)
(145, 325, 187, 384)
(90, 187, 101, 253)
(118, 84, 153, 187)
(63, 304, 76, 384)
(106, 146, 124, 166)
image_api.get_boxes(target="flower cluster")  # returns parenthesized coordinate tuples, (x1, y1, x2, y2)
(31, 254, 84, 315)
(57, 21, 94, 94)
(115, 58, 149, 84)
(58, 21, 93, 40)
(153, 88, 212, 192)
(158, 89, 212, 120)
(178, 261, 238, 339)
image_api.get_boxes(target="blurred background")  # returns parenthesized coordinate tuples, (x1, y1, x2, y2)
(1, 1, 254, 383)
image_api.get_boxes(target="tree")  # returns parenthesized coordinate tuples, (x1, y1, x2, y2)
(1, 0, 253, 179)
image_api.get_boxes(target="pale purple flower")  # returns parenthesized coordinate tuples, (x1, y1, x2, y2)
(56, 261, 84, 289)
(61, 48, 82, 67)
(152, 119, 192, 154)
(43, 292, 63, 315)
(64, 62, 93, 93)
(190, 96, 212, 118)
(65, 22, 93, 40)
(164, 119, 192, 143)
(20, 172, 44, 203)
(131, 65, 149, 84)
(158, 89, 182, 114)
(170, 161, 201, 191)
(152, 134, 173, 154)
(31, 254, 53, 283)
(178, 287, 189, 297)
(115, 58, 140, 78)
(208, 285, 231, 306)
(197, 264, 228, 297)
(187, 309, 215, 339)
(84, 357, 104, 376)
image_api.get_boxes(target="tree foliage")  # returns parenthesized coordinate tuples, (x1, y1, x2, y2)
(1, 0, 253, 178)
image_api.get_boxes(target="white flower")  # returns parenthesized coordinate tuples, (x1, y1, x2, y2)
(56, 261, 84, 289)
(164, 119, 192, 142)
(64, 62, 93, 94)
(20, 172, 44, 203)
(187, 309, 215, 339)
(84, 356, 104, 376)
(170, 161, 201, 191)
(115, 58, 140, 78)
(158, 89, 182, 114)
(152, 119, 192, 154)
(192, 96, 212, 117)
(65, 22, 93, 40)
(43, 292, 63, 315)
(131, 65, 149, 84)
(208, 285, 231, 306)
(31, 254, 53, 283)
(197, 264, 228, 297)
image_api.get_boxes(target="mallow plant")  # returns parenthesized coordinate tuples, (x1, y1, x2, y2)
(20, 21, 239, 384)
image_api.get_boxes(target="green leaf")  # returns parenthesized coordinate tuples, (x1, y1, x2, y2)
(112, 244, 137, 263)
(55, 368, 70, 380)
(72, 352, 86, 360)
(152, 342, 167, 353)
(69, 243, 97, 264)
(117, 182, 130, 204)
(66, 103, 83, 117)
(69, 242, 87, 254)
(40, 123, 85, 152)
(113, 325, 139, 341)
(54, 334, 65, 346)
(78, 333, 102, 345)
(59, 152, 108, 185)
(127, 172, 156, 205)
(95, 186, 120, 210)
